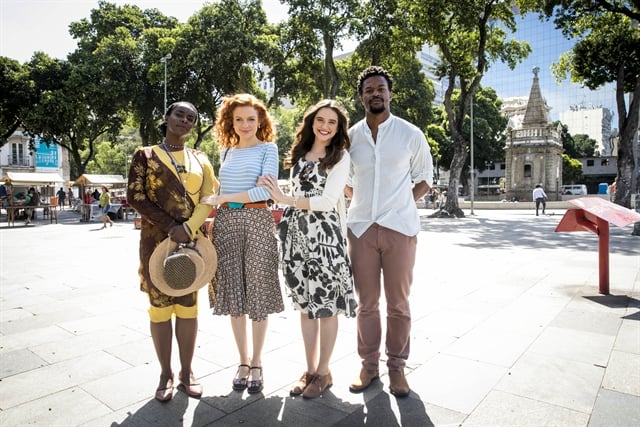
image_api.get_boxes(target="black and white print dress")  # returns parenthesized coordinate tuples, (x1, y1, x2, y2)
(278, 158, 357, 319)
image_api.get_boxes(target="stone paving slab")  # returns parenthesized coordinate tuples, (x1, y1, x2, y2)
(1, 208, 639, 426)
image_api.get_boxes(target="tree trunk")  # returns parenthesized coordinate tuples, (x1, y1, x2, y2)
(613, 77, 640, 209)
(444, 132, 467, 218)
(323, 32, 338, 99)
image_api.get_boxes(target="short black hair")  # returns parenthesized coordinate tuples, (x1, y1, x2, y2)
(356, 66, 393, 96)
(157, 101, 199, 137)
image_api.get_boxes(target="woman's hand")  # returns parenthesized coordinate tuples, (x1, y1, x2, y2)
(168, 224, 190, 243)
(259, 174, 285, 203)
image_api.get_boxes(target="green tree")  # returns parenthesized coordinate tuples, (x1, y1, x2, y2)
(431, 86, 507, 191)
(544, 1, 639, 208)
(271, 107, 300, 178)
(570, 134, 597, 157)
(282, 0, 361, 100)
(69, 1, 179, 147)
(562, 153, 583, 184)
(555, 118, 598, 158)
(0, 58, 35, 143)
(399, 0, 533, 217)
(353, 0, 422, 66)
(553, 121, 572, 149)
(426, 123, 448, 183)
(177, 0, 270, 147)
(20, 52, 126, 178)
(262, 20, 323, 107)
(86, 140, 129, 175)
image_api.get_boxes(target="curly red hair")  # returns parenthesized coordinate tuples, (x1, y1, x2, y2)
(214, 94, 275, 148)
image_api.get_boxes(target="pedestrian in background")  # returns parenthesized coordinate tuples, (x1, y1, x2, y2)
(56, 187, 66, 211)
(209, 93, 283, 395)
(127, 101, 217, 401)
(21, 187, 39, 225)
(99, 186, 114, 229)
(259, 99, 357, 399)
(532, 184, 547, 216)
(345, 66, 433, 398)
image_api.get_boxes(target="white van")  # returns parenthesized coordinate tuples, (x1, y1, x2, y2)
(561, 184, 587, 195)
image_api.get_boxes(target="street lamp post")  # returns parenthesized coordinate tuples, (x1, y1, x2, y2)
(160, 53, 172, 112)
(470, 98, 475, 215)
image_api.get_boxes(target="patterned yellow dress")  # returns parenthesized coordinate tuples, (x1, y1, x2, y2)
(127, 145, 218, 308)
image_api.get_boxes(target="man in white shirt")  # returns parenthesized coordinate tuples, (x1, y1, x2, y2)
(532, 184, 547, 216)
(345, 66, 433, 398)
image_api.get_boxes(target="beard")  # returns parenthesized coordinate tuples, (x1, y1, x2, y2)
(368, 102, 387, 115)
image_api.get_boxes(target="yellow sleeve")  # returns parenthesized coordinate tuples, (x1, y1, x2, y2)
(184, 152, 219, 239)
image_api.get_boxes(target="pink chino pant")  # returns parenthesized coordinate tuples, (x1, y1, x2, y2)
(348, 224, 417, 371)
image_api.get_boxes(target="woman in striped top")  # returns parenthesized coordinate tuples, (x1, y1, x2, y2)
(209, 94, 284, 394)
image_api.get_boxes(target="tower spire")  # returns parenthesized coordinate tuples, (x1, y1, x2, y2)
(522, 67, 549, 127)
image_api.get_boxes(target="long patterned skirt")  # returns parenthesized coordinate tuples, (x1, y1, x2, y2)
(209, 207, 284, 321)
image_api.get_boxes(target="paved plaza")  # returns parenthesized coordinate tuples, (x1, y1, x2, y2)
(0, 207, 639, 426)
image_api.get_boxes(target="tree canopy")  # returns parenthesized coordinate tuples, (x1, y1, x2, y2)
(543, 0, 640, 208)
(398, 0, 533, 216)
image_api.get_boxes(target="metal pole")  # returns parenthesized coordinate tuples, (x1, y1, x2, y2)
(597, 216, 610, 295)
(470, 98, 474, 215)
(160, 53, 172, 112)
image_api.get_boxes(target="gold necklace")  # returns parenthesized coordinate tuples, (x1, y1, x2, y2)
(162, 143, 187, 174)
(164, 142, 184, 150)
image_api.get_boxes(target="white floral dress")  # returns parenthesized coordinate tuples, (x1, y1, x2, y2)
(278, 158, 357, 319)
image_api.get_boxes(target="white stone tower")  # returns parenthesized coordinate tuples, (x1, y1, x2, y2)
(504, 68, 564, 200)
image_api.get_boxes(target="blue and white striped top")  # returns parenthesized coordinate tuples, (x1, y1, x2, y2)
(219, 142, 279, 202)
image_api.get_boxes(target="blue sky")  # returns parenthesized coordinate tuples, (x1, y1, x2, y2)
(482, 14, 617, 125)
(1, 1, 617, 127)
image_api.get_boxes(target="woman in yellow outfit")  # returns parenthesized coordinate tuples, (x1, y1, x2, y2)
(127, 101, 218, 401)
(99, 186, 114, 229)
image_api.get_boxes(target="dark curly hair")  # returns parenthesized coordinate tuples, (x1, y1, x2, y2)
(284, 99, 350, 172)
(356, 66, 393, 96)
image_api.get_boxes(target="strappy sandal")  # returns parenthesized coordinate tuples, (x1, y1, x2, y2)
(155, 374, 174, 402)
(247, 366, 263, 394)
(233, 364, 251, 391)
(178, 371, 203, 398)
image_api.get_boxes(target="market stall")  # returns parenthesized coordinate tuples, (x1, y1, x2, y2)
(1, 172, 64, 226)
(74, 174, 130, 222)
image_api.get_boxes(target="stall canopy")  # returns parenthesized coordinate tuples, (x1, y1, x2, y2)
(74, 174, 126, 186)
(1, 172, 64, 186)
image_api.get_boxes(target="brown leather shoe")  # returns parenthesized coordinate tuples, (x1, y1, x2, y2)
(388, 369, 410, 397)
(349, 367, 379, 393)
(290, 371, 315, 396)
(302, 372, 332, 399)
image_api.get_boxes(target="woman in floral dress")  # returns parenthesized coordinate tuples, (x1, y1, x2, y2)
(261, 99, 356, 399)
(127, 101, 218, 401)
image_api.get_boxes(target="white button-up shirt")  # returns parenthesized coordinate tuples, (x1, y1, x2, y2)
(347, 114, 433, 238)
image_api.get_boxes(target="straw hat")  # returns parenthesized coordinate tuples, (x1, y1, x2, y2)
(149, 236, 217, 297)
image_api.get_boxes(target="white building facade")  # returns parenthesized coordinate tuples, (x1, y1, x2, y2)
(559, 106, 614, 156)
(0, 130, 68, 193)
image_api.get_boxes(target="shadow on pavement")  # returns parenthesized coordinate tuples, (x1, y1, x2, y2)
(421, 213, 639, 255)
(335, 390, 433, 427)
